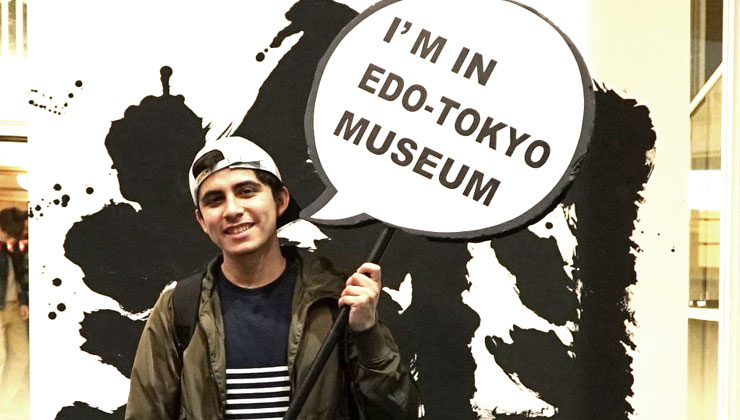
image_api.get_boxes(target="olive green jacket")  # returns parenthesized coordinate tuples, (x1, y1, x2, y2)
(126, 247, 418, 420)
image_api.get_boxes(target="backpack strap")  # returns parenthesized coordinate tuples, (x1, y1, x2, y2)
(173, 272, 203, 362)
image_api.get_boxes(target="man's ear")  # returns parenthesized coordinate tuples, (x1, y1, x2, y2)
(195, 208, 208, 233)
(276, 186, 290, 217)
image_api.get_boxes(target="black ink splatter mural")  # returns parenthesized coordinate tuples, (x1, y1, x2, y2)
(54, 403, 125, 420)
(59, 67, 217, 397)
(484, 87, 655, 420)
(29, 2, 666, 420)
(28, 80, 83, 115)
(64, 67, 214, 313)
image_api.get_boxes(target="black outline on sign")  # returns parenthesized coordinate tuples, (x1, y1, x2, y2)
(302, 0, 595, 240)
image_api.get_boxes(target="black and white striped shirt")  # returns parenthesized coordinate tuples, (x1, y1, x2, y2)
(225, 366, 291, 419)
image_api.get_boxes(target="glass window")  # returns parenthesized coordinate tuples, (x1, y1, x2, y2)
(687, 81, 721, 419)
(689, 79, 722, 307)
(688, 319, 719, 420)
(690, 0, 723, 98)
(688, 1, 723, 417)
(690, 79, 723, 171)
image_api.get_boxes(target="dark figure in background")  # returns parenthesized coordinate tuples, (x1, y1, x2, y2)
(0, 207, 29, 418)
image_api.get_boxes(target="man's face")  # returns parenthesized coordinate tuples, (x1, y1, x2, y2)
(195, 168, 288, 258)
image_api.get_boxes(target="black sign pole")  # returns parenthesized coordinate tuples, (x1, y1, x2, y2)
(283, 226, 397, 420)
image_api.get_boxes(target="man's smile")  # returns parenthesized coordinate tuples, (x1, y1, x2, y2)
(224, 223, 254, 235)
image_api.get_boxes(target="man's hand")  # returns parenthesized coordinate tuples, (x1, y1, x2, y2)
(339, 263, 381, 333)
(20, 304, 29, 321)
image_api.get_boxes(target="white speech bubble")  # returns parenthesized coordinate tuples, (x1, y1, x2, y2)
(303, 0, 594, 239)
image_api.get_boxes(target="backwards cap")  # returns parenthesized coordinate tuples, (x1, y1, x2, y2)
(188, 136, 282, 205)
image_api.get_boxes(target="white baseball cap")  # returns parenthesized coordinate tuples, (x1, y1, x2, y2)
(188, 136, 282, 205)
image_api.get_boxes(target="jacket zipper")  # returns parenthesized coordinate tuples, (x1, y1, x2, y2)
(197, 319, 223, 418)
(290, 301, 311, 391)
(290, 296, 338, 392)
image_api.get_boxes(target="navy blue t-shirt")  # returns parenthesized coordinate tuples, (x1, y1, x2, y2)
(217, 258, 296, 420)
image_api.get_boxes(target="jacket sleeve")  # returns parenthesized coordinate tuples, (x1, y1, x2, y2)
(125, 289, 181, 420)
(349, 321, 419, 420)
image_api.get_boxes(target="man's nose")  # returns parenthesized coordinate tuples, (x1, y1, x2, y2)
(224, 194, 243, 219)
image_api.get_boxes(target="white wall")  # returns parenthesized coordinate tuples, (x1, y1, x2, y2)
(584, 2, 691, 420)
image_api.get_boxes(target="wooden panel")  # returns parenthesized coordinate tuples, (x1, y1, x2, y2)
(0, 166, 27, 203)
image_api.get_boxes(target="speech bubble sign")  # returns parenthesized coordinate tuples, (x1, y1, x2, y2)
(303, 0, 594, 239)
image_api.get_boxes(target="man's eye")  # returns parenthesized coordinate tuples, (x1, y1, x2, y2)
(202, 196, 223, 206)
(238, 187, 255, 196)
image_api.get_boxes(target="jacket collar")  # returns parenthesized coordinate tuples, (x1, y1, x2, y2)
(200, 245, 346, 302)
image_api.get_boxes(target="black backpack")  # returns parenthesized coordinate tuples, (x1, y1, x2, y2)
(172, 272, 203, 361)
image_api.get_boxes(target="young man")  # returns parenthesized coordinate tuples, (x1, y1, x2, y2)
(126, 136, 417, 419)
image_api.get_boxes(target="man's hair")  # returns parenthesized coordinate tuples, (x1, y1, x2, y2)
(255, 170, 299, 228)
(254, 170, 285, 203)
(0, 207, 28, 239)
